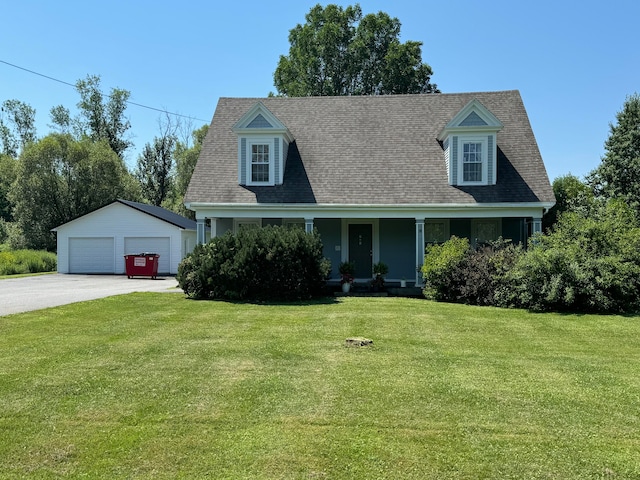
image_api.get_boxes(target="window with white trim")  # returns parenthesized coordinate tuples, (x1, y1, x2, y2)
(463, 142, 482, 182)
(251, 143, 270, 183)
(458, 136, 488, 185)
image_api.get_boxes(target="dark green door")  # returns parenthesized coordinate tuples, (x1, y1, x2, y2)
(349, 224, 372, 278)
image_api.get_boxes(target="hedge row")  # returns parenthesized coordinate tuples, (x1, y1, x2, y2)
(421, 200, 640, 314)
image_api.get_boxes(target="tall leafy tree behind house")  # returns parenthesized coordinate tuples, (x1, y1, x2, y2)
(273, 3, 439, 97)
(9, 134, 139, 251)
(167, 124, 208, 219)
(588, 93, 640, 210)
(135, 134, 176, 207)
(542, 173, 595, 231)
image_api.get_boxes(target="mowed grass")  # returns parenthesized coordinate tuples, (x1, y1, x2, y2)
(0, 295, 639, 479)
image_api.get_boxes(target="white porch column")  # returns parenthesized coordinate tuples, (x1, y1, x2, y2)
(197, 219, 206, 245)
(532, 217, 542, 235)
(415, 219, 425, 286)
(304, 218, 314, 234)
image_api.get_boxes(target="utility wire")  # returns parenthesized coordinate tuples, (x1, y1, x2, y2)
(0, 59, 208, 122)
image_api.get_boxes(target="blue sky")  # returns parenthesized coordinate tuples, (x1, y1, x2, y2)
(1, 0, 638, 181)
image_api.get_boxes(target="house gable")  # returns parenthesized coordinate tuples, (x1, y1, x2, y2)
(438, 99, 503, 187)
(232, 102, 293, 187)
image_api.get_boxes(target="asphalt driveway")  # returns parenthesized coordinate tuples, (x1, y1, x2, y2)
(0, 274, 181, 316)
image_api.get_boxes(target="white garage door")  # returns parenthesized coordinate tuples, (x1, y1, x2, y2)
(69, 237, 115, 274)
(124, 237, 170, 274)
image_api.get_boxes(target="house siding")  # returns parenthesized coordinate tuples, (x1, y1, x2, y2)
(451, 136, 458, 185)
(274, 137, 280, 184)
(240, 138, 247, 184)
(443, 138, 450, 184)
(315, 218, 342, 277)
(379, 219, 415, 280)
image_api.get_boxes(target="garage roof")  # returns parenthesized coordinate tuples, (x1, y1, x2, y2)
(53, 199, 197, 231)
(116, 199, 196, 230)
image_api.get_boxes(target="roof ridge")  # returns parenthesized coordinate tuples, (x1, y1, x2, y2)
(218, 90, 521, 101)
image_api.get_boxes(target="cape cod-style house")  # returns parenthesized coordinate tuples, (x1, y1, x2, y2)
(184, 91, 555, 285)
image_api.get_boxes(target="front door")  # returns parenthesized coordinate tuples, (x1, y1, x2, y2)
(349, 224, 372, 278)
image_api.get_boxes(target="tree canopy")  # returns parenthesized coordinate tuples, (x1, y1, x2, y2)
(273, 3, 439, 96)
(588, 93, 640, 210)
(0, 99, 37, 157)
(10, 134, 139, 251)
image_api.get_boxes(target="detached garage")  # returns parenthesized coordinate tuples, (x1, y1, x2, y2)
(53, 199, 199, 275)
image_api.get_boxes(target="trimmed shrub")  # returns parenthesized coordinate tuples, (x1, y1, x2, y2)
(177, 225, 330, 301)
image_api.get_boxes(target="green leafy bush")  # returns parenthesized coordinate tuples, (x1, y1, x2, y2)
(422, 237, 521, 306)
(177, 225, 330, 301)
(497, 199, 640, 313)
(421, 236, 470, 301)
(0, 249, 57, 275)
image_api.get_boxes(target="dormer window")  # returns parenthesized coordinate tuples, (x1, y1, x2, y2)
(461, 137, 487, 184)
(438, 99, 503, 187)
(233, 102, 293, 187)
(250, 142, 270, 183)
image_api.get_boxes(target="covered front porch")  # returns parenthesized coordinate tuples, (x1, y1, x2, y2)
(190, 204, 545, 287)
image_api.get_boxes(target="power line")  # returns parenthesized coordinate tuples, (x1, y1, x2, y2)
(0, 59, 208, 122)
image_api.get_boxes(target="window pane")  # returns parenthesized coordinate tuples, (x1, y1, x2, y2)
(252, 163, 269, 182)
(251, 143, 270, 182)
(463, 162, 482, 182)
(252, 144, 269, 163)
(425, 222, 446, 243)
(462, 142, 482, 182)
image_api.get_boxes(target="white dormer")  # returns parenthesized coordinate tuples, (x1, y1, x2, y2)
(437, 99, 503, 186)
(232, 103, 293, 187)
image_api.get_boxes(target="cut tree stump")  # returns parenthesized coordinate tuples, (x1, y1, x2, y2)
(345, 337, 373, 347)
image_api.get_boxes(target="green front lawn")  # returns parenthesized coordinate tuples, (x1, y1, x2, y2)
(1, 295, 638, 479)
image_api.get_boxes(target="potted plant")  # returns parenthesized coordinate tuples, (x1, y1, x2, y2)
(400, 277, 407, 288)
(371, 261, 389, 292)
(339, 261, 355, 293)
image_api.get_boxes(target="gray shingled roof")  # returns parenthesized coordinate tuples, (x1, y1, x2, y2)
(117, 199, 196, 230)
(185, 91, 554, 206)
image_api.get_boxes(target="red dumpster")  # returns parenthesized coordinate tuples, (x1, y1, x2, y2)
(124, 253, 160, 279)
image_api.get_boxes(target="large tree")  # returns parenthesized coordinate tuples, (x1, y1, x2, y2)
(588, 93, 640, 209)
(49, 75, 133, 159)
(135, 136, 176, 207)
(0, 154, 17, 222)
(169, 124, 208, 218)
(273, 3, 439, 97)
(0, 99, 37, 157)
(10, 134, 138, 250)
(135, 114, 185, 207)
(542, 173, 594, 231)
